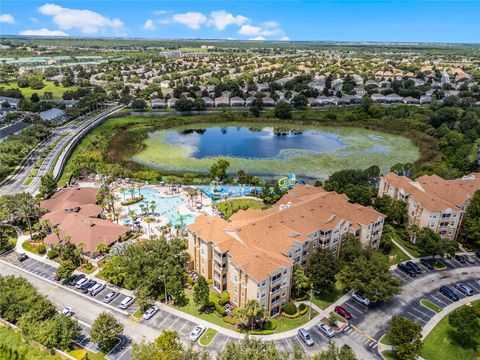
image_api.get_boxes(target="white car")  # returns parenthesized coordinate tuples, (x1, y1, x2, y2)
(62, 307, 73, 317)
(317, 323, 335, 338)
(351, 292, 370, 306)
(143, 306, 159, 320)
(189, 325, 206, 342)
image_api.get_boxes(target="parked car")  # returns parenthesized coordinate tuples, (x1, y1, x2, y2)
(103, 291, 118, 303)
(454, 255, 466, 263)
(69, 274, 85, 286)
(455, 283, 473, 296)
(75, 278, 89, 289)
(334, 306, 352, 320)
(439, 286, 459, 301)
(189, 325, 206, 342)
(62, 307, 72, 317)
(398, 263, 417, 277)
(420, 258, 434, 270)
(405, 261, 422, 274)
(316, 323, 335, 338)
(17, 253, 28, 262)
(89, 283, 105, 296)
(475, 251, 480, 259)
(80, 280, 97, 293)
(143, 306, 159, 320)
(119, 296, 135, 309)
(298, 328, 314, 347)
(352, 292, 370, 306)
(465, 255, 475, 264)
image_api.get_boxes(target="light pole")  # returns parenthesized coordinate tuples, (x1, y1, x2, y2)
(308, 287, 321, 321)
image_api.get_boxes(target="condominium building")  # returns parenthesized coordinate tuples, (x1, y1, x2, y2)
(187, 184, 386, 316)
(378, 172, 480, 240)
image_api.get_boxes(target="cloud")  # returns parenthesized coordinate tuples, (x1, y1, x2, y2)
(38, 3, 123, 34)
(143, 19, 155, 31)
(172, 12, 207, 30)
(154, 10, 168, 15)
(29, 17, 39, 23)
(19, 28, 68, 36)
(238, 22, 282, 37)
(250, 36, 266, 41)
(280, 36, 290, 41)
(0, 14, 15, 24)
(207, 10, 249, 31)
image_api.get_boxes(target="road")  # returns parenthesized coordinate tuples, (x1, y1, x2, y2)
(0, 105, 123, 196)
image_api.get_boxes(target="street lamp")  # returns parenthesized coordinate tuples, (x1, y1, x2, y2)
(308, 287, 321, 321)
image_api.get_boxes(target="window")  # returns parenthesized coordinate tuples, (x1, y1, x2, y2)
(272, 273, 281, 282)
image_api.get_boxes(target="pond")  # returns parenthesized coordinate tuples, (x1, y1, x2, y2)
(131, 122, 420, 180)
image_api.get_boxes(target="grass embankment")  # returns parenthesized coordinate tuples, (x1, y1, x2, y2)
(59, 110, 432, 184)
(215, 198, 266, 219)
(390, 226, 422, 258)
(199, 328, 217, 346)
(0, 325, 61, 360)
(3, 81, 79, 100)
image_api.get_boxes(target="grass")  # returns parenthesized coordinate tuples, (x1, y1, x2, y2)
(433, 259, 447, 270)
(381, 350, 398, 360)
(23, 177, 34, 186)
(380, 334, 395, 346)
(421, 311, 476, 360)
(22, 240, 45, 255)
(310, 281, 345, 310)
(391, 227, 422, 258)
(3, 81, 79, 100)
(329, 311, 347, 324)
(421, 299, 442, 313)
(133, 309, 143, 319)
(68, 348, 106, 360)
(275, 308, 318, 333)
(386, 241, 411, 265)
(215, 198, 266, 219)
(199, 328, 217, 346)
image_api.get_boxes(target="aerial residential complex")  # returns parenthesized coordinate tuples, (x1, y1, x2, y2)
(379, 172, 480, 240)
(187, 184, 386, 316)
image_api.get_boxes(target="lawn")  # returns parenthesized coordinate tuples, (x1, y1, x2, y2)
(199, 328, 217, 346)
(391, 227, 421, 258)
(420, 299, 442, 313)
(68, 348, 106, 360)
(132, 309, 143, 319)
(386, 241, 411, 265)
(0, 326, 61, 360)
(421, 309, 476, 360)
(215, 198, 266, 219)
(3, 81, 79, 100)
(275, 309, 318, 333)
(379, 334, 395, 345)
(310, 281, 345, 310)
(381, 350, 397, 360)
(22, 240, 45, 255)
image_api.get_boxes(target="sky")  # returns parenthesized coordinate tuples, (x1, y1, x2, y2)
(0, 1, 479, 43)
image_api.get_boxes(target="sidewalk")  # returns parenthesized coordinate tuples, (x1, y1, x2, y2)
(15, 235, 60, 268)
(390, 238, 415, 260)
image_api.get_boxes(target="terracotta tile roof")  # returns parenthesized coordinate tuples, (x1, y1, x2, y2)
(44, 213, 129, 253)
(188, 184, 385, 281)
(40, 187, 99, 213)
(42, 204, 102, 226)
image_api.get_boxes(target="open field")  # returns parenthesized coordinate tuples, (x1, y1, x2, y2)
(2, 81, 79, 100)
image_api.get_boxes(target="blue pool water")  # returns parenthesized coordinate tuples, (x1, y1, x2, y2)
(124, 187, 196, 226)
(195, 185, 263, 199)
(164, 127, 347, 159)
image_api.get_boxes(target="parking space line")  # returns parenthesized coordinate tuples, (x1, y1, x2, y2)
(178, 321, 189, 335)
(429, 294, 448, 306)
(221, 338, 230, 352)
(167, 317, 180, 330)
(346, 301, 367, 314)
(312, 326, 329, 341)
(285, 338, 294, 352)
(155, 313, 172, 329)
(406, 311, 427, 324)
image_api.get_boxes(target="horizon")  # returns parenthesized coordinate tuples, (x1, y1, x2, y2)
(1, 1, 479, 44)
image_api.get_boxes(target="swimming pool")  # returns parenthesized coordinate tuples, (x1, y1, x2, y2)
(195, 185, 263, 199)
(123, 187, 196, 227)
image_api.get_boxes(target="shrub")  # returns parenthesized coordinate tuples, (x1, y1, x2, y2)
(282, 302, 297, 316)
(220, 291, 230, 305)
(36, 244, 46, 254)
(264, 319, 277, 330)
(215, 303, 227, 317)
(299, 305, 308, 315)
(223, 316, 235, 325)
(47, 249, 58, 259)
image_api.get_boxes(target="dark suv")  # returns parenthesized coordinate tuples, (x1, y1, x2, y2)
(405, 261, 422, 274)
(398, 263, 416, 277)
(439, 286, 459, 301)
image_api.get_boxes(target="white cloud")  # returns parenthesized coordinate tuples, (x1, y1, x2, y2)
(172, 12, 207, 30)
(250, 36, 266, 41)
(238, 23, 282, 37)
(159, 19, 169, 25)
(37, 3, 123, 34)
(0, 14, 15, 24)
(143, 19, 155, 31)
(19, 28, 68, 36)
(207, 10, 249, 31)
(29, 17, 39, 23)
(280, 36, 290, 41)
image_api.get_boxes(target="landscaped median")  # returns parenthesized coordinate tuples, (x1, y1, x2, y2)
(199, 328, 217, 347)
(420, 299, 442, 313)
(120, 196, 144, 206)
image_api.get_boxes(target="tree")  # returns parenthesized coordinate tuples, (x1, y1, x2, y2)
(449, 305, 480, 347)
(309, 249, 338, 293)
(96, 242, 109, 255)
(292, 94, 308, 108)
(386, 316, 422, 360)
(39, 173, 57, 199)
(193, 276, 210, 311)
(90, 312, 124, 349)
(209, 159, 230, 181)
(0, 228, 13, 253)
(416, 227, 457, 259)
(36, 314, 81, 350)
(135, 286, 153, 312)
(339, 234, 362, 264)
(55, 260, 76, 279)
(311, 341, 358, 360)
(130, 98, 147, 110)
(373, 196, 406, 225)
(339, 249, 401, 302)
(11, 192, 39, 240)
(132, 330, 185, 360)
(176, 97, 193, 112)
(236, 300, 268, 330)
(30, 93, 40, 103)
(274, 101, 292, 119)
(292, 264, 310, 298)
(462, 190, 480, 248)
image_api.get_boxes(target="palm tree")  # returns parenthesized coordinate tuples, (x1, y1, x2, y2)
(139, 203, 146, 216)
(137, 184, 143, 197)
(406, 224, 421, 244)
(144, 217, 154, 238)
(96, 242, 109, 255)
(120, 187, 127, 202)
(12, 193, 39, 240)
(149, 201, 156, 215)
(236, 300, 267, 330)
(129, 187, 136, 201)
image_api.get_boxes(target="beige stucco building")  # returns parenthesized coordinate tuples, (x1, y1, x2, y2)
(378, 172, 480, 240)
(187, 184, 386, 316)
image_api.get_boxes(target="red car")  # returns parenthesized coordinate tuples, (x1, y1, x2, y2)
(335, 306, 352, 320)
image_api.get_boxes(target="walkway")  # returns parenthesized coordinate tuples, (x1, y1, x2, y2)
(390, 237, 415, 260)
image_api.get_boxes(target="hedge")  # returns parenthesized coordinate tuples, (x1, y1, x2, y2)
(282, 302, 297, 316)
(299, 306, 308, 316)
(281, 311, 300, 319)
(220, 291, 230, 305)
(120, 196, 144, 206)
(223, 316, 235, 325)
(264, 319, 277, 330)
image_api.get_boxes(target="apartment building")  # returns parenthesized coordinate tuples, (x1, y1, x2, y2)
(187, 184, 386, 316)
(378, 172, 480, 240)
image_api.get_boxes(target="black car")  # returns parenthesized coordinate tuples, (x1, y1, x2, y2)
(68, 274, 85, 286)
(405, 261, 422, 274)
(439, 285, 459, 301)
(17, 253, 28, 262)
(454, 255, 466, 263)
(420, 258, 434, 270)
(80, 280, 97, 293)
(398, 263, 417, 277)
